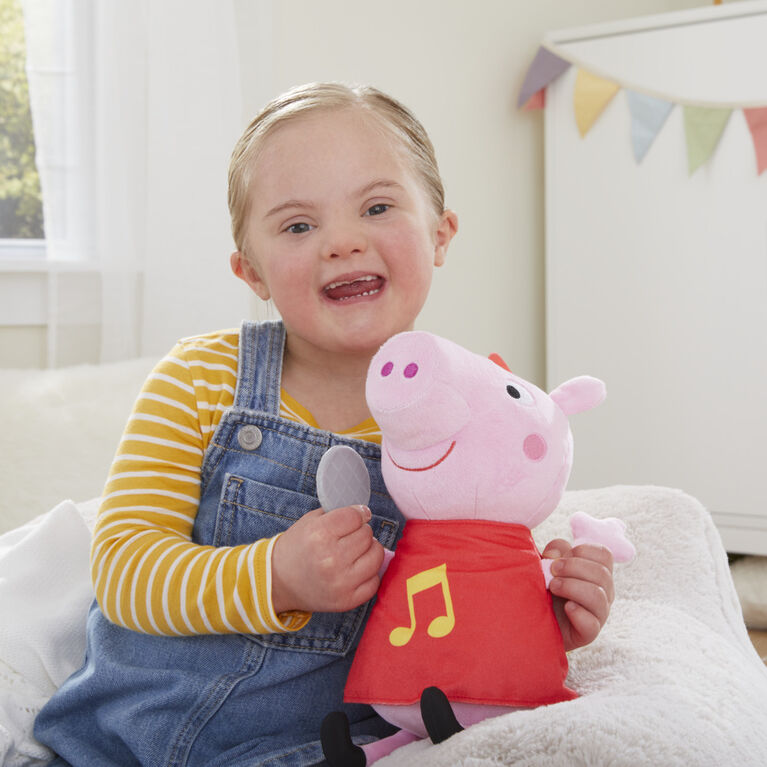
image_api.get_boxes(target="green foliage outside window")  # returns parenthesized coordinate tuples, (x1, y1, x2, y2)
(0, 0, 44, 239)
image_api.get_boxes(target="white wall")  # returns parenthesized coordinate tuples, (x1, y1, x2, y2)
(141, 1, 251, 356)
(234, 0, 711, 385)
(3, 0, 718, 374)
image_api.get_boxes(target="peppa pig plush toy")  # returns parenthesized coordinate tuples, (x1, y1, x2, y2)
(319, 331, 635, 766)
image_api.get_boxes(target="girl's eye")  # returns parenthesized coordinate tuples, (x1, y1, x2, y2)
(285, 222, 312, 234)
(365, 203, 390, 217)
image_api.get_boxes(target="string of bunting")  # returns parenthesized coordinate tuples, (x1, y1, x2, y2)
(517, 43, 767, 175)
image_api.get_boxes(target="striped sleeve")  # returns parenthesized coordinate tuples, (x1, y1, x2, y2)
(90, 331, 310, 636)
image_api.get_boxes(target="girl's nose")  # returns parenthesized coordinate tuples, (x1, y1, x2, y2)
(321, 221, 368, 259)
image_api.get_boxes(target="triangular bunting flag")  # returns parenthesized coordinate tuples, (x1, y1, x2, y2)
(523, 88, 546, 111)
(683, 106, 732, 174)
(743, 107, 767, 175)
(626, 91, 674, 163)
(574, 70, 620, 137)
(519, 44, 767, 177)
(517, 46, 571, 108)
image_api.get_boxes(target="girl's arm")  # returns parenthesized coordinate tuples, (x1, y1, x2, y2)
(91, 335, 308, 636)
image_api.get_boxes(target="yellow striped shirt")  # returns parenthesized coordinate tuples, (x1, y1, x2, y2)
(91, 328, 381, 636)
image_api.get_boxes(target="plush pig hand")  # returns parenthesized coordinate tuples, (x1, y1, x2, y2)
(571, 512, 636, 560)
(541, 512, 636, 588)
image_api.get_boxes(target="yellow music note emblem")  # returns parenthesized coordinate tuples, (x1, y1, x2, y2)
(389, 563, 456, 647)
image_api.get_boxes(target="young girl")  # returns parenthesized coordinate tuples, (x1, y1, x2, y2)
(35, 82, 615, 767)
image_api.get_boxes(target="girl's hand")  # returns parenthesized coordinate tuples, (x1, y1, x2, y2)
(541, 539, 615, 652)
(271, 506, 384, 614)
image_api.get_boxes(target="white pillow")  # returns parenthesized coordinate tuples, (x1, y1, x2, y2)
(0, 499, 95, 766)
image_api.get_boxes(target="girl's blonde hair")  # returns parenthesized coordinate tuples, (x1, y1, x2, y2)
(227, 82, 446, 253)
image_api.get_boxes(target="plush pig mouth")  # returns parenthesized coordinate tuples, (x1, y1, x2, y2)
(323, 275, 385, 301)
(387, 441, 456, 472)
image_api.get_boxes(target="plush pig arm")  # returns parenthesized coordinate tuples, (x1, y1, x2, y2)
(379, 548, 396, 578)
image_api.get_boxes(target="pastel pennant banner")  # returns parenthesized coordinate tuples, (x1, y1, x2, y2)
(743, 107, 767, 174)
(574, 70, 620, 137)
(523, 87, 546, 111)
(516, 46, 571, 109)
(517, 43, 767, 176)
(683, 106, 732, 174)
(626, 91, 674, 163)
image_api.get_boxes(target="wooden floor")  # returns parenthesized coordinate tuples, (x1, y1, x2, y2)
(749, 629, 767, 665)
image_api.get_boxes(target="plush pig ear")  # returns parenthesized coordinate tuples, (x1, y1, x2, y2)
(549, 376, 606, 415)
(488, 353, 511, 372)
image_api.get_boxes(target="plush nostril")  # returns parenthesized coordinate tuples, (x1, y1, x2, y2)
(403, 363, 419, 379)
(381, 361, 394, 377)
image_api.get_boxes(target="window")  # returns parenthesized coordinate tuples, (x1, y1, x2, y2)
(1, 1, 246, 367)
(0, 0, 45, 257)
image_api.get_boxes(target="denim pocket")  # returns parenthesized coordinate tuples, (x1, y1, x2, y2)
(214, 473, 399, 656)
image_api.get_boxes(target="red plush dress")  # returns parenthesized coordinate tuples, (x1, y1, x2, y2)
(344, 519, 577, 707)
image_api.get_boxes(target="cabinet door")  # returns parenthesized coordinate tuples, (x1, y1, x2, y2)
(544, 6, 767, 554)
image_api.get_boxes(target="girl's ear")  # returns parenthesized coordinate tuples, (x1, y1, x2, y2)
(231, 251, 270, 301)
(433, 209, 458, 267)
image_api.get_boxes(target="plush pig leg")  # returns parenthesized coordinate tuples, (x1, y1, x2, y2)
(321, 712, 419, 766)
(321, 712, 365, 767)
(420, 686, 464, 744)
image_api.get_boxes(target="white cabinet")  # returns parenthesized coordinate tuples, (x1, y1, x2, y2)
(544, 4, 767, 554)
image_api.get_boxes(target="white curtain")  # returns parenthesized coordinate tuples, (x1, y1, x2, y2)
(21, 0, 250, 363)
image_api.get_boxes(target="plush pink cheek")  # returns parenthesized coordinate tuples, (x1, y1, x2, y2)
(523, 434, 547, 461)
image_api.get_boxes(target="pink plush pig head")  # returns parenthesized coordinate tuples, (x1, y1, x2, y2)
(366, 331, 605, 530)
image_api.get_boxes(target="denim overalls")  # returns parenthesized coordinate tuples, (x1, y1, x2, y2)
(35, 320, 403, 767)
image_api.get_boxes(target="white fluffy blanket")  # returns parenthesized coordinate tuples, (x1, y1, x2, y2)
(1, 487, 766, 766)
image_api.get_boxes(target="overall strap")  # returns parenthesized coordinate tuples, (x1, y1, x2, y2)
(233, 320, 285, 414)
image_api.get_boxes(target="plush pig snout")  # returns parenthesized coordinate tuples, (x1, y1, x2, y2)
(367, 332, 471, 451)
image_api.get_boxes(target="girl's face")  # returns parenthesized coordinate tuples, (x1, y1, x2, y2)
(232, 108, 457, 359)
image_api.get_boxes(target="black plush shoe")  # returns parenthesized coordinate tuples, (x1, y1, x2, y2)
(420, 686, 464, 744)
(320, 711, 367, 767)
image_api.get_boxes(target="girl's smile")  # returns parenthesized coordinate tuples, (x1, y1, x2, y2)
(322, 272, 386, 303)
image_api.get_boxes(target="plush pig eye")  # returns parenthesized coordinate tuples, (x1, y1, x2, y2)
(506, 382, 534, 406)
